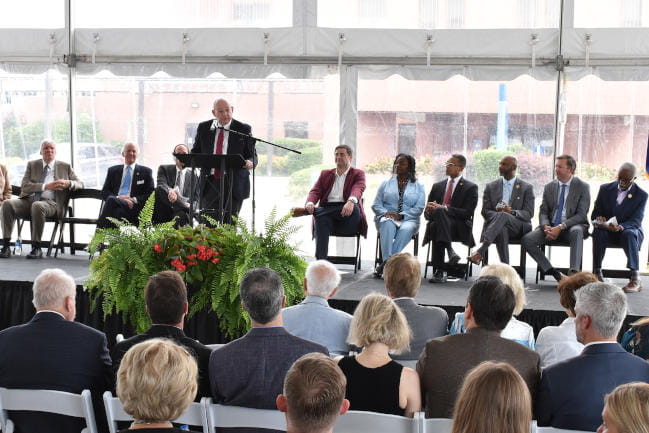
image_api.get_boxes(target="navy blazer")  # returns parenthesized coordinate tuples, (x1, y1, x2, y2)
(591, 181, 648, 234)
(192, 118, 258, 201)
(0, 312, 112, 433)
(101, 164, 155, 209)
(536, 342, 649, 431)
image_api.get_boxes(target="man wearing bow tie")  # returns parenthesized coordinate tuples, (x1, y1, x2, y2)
(591, 162, 648, 293)
(153, 144, 199, 227)
(0, 140, 83, 259)
(96, 142, 154, 229)
(191, 98, 257, 224)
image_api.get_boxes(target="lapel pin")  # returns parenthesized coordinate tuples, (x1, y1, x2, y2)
(515, 185, 520, 189)
(628, 193, 633, 198)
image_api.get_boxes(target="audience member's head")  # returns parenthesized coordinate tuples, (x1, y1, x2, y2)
(557, 271, 599, 317)
(465, 276, 515, 332)
(240, 267, 285, 325)
(117, 338, 198, 424)
(599, 382, 649, 433)
(277, 353, 349, 433)
(304, 260, 341, 299)
(348, 293, 410, 354)
(144, 270, 188, 327)
(575, 282, 627, 344)
(32, 268, 77, 321)
(384, 252, 421, 298)
(452, 361, 531, 433)
(479, 264, 526, 316)
(626, 317, 649, 360)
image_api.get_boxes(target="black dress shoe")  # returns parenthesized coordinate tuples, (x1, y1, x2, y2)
(373, 262, 385, 279)
(448, 253, 461, 266)
(0, 246, 10, 258)
(26, 247, 43, 259)
(429, 270, 447, 284)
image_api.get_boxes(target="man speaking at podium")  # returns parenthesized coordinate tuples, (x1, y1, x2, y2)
(192, 98, 257, 224)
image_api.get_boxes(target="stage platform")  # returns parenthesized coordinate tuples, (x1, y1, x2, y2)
(1, 255, 648, 346)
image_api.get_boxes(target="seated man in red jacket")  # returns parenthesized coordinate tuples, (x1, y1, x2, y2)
(305, 145, 367, 260)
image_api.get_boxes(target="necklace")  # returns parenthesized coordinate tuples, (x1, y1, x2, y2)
(397, 177, 408, 187)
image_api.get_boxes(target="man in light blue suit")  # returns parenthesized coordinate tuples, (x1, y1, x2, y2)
(282, 260, 352, 356)
(536, 282, 649, 431)
(591, 163, 648, 293)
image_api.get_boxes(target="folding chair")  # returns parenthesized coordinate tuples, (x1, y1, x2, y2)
(480, 237, 528, 280)
(0, 387, 98, 433)
(420, 417, 453, 433)
(334, 410, 422, 433)
(327, 231, 362, 273)
(374, 232, 419, 269)
(203, 399, 286, 431)
(55, 188, 104, 257)
(424, 241, 472, 281)
(535, 239, 584, 283)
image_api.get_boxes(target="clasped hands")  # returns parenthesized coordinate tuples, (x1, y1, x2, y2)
(425, 201, 444, 213)
(44, 179, 71, 191)
(117, 195, 136, 209)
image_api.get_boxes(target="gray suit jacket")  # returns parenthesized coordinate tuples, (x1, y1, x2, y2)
(482, 177, 534, 228)
(209, 327, 328, 409)
(392, 298, 448, 360)
(20, 159, 83, 217)
(539, 177, 590, 231)
(417, 327, 541, 418)
(156, 164, 199, 206)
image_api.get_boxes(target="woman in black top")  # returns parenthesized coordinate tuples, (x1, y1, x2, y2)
(337, 293, 421, 417)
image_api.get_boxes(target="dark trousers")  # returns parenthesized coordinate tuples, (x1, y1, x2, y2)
(478, 212, 528, 263)
(201, 176, 242, 226)
(96, 197, 140, 229)
(592, 227, 643, 271)
(427, 208, 463, 268)
(152, 186, 191, 227)
(314, 203, 361, 260)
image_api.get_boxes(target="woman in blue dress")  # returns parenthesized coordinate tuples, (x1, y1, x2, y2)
(372, 154, 425, 278)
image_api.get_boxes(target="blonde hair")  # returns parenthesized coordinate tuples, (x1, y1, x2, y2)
(604, 382, 649, 433)
(348, 293, 410, 353)
(117, 338, 198, 423)
(384, 252, 421, 298)
(452, 361, 531, 433)
(480, 264, 526, 315)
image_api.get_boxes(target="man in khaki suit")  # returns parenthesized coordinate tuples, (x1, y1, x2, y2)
(0, 140, 83, 259)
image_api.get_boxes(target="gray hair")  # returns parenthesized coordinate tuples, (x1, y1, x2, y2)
(122, 142, 139, 154)
(619, 162, 637, 177)
(32, 268, 76, 309)
(40, 139, 55, 150)
(240, 267, 284, 324)
(575, 282, 627, 339)
(305, 260, 340, 298)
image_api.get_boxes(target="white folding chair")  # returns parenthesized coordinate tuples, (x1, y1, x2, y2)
(333, 410, 421, 433)
(420, 417, 453, 433)
(0, 387, 98, 433)
(102, 391, 209, 433)
(203, 398, 287, 431)
(536, 427, 595, 433)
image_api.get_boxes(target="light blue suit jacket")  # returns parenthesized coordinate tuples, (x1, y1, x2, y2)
(372, 177, 425, 225)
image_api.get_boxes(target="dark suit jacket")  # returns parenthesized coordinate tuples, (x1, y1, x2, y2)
(156, 164, 200, 207)
(422, 177, 479, 246)
(20, 159, 84, 217)
(191, 118, 257, 201)
(101, 164, 155, 210)
(209, 327, 328, 409)
(591, 181, 647, 234)
(539, 176, 590, 232)
(537, 342, 649, 431)
(392, 298, 448, 360)
(417, 327, 540, 418)
(0, 312, 112, 433)
(110, 325, 212, 400)
(481, 177, 534, 232)
(306, 167, 368, 236)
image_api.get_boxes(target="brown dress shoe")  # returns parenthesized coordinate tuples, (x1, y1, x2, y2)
(623, 280, 643, 293)
(291, 207, 310, 217)
(468, 251, 483, 265)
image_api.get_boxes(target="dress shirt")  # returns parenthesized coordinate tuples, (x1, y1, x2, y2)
(120, 162, 137, 197)
(40, 160, 56, 200)
(535, 317, 583, 369)
(282, 295, 352, 356)
(450, 313, 535, 349)
(616, 187, 628, 206)
(553, 177, 573, 224)
(502, 176, 516, 204)
(35, 310, 65, 319)
(213, 120, 232, 155)
(328, 167, 350, 202)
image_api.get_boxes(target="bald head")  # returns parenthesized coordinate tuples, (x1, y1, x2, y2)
(617, 162, 637, 191)
(212, 98, 233, 126)
(498, 156, 518, 180)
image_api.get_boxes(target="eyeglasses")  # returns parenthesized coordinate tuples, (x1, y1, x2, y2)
(444, 162, 458, 167)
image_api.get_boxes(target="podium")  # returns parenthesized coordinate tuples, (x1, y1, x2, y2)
(174, 153, 245, 225)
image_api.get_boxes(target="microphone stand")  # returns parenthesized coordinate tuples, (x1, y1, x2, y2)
(217, 126, 301, 234)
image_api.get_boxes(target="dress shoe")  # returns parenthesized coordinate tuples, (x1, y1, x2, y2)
(429, 270, 447, 284)
(0, 246, 10, 258)
(26, 247, 43, 259)
(623, 280, 643, 293)
(373, 262, 385, 279)
(467, 251, 483, 265)
(448, 252, 461, 266)
(551, 270, 567, 283)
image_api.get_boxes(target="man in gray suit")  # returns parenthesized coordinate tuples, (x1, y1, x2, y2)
(153, 144, 198, 227)
(384, 252, 447, 360)
(282, 260, 352, 356)
(469, 155, 534, 265)
(0, 140, 83, 259)
(522, 154, 590, 281)
(417, 276, 540, 418)
(209, 267, 328, 415)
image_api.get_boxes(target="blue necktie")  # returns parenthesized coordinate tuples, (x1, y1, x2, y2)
(553, 183, 567, 227)
(502, 181, 512, 204)
(119, 166, 132, 196)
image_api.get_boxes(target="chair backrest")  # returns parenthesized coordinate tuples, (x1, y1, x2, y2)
(10, 185, 21, 197)
(0, 387, 98, 433)
(204, 399, 287, 431)
(420, 417, 453, 433)
(536, 428, 595, 433)
(393, 359, 418, 370)
(334, 410, 421, 433)
(103, 391, 209, 433)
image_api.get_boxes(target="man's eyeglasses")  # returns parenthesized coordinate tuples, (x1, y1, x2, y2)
(444, 162, 458, 167)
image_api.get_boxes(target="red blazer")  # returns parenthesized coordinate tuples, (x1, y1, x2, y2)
(306, 167, 368, 237)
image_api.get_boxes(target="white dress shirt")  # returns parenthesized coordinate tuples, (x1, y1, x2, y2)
(328, 167, 350, 202)
(214, 120, 232, 155)
(40, 160, 56, 200)
(535, 317, 584, 369)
